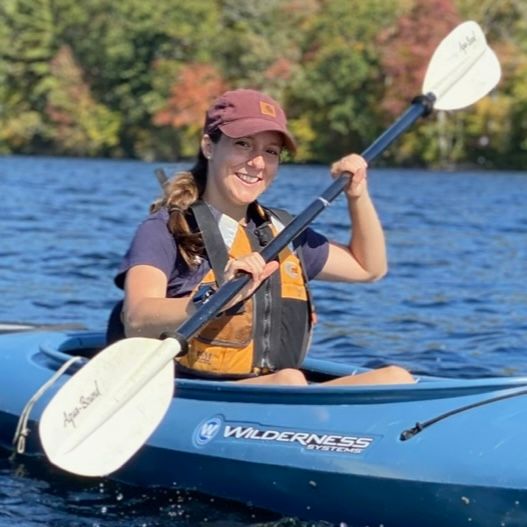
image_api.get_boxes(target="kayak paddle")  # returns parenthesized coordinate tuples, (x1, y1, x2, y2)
(39, 20, 500, 477)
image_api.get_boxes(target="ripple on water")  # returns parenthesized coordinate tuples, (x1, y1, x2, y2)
(1, 450, 322, 527)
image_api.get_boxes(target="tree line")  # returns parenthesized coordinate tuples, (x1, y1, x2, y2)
(1, 0, 526, 168)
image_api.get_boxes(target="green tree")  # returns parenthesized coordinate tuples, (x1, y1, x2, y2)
(45, 45, 120, 155)
(0, 0, 55, 152)
(49, 0, 221, 158)
(376, 0, 461, 167)
(1, 0, 526, 167)
(286, 0, 400, 162)
(214, 0, 306, 89)
(455, 0, 527, 167)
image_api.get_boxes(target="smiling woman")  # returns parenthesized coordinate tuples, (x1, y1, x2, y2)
(106, 88, 413, 386)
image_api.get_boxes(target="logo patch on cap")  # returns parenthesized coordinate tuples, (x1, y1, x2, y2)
(259, 101, 277, 118)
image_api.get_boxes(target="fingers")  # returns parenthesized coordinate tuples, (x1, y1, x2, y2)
(330, 153, 368, 198)
(330, 153, 368, 181)
(224, 253, 278, 285)
(224, 253, 267, 282)
(261, 260, 279, 280)
(222, 254, 278, 309)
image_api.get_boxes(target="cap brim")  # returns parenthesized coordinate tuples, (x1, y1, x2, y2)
(219, 119, 297, 154)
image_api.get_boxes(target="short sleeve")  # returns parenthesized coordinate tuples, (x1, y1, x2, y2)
(114, 210, 177, 289)
(296, 227, 329, 280)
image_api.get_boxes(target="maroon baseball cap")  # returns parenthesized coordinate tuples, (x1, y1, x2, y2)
(204, 89, 297, 153)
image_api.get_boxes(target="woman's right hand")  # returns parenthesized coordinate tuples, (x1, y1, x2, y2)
(222, 252, 279, 309)
(330, 153, 368, 200)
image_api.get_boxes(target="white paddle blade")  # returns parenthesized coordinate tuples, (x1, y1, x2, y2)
(423, 20, 501, 111)
(39, 337, 181, 476)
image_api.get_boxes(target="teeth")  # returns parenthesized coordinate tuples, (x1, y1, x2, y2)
(237, 173, 260, 183)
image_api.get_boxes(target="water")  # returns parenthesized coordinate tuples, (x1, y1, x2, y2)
(1, 155, 526, 526)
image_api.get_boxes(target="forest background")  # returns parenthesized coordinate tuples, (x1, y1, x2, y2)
(1, 0, 526, 168)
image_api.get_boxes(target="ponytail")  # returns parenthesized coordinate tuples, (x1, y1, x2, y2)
(151, 130, 221, 267)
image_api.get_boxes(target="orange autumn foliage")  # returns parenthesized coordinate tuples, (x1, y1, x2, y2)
(153, 64, 227, 129)
(377, 0, 461, 117)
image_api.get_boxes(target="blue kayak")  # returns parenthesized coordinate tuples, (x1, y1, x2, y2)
(1, 326, 527, 526)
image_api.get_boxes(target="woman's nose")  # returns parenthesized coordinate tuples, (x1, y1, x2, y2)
(247, 153, 265, 169)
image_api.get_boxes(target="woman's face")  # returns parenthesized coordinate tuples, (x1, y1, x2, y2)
(202, 131, 283, 217)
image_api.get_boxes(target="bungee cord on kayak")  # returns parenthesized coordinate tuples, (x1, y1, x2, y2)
(400, 385, 527, 441)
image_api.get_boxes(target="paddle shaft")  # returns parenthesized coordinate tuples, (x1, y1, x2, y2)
(173, 94, 435, 344)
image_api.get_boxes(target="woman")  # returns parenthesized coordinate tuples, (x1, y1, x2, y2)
(109, 88, 413, 386)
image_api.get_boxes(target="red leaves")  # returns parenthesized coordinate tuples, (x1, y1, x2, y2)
(378, 0, 461, 117)
(153, 64, 227, 128)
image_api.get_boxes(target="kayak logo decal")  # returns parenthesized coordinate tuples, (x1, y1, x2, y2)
(223, 425, 374, 455)
(194, 416, 223, 446)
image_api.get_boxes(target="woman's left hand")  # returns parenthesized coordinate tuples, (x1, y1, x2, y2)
(330, 153, 368, 199)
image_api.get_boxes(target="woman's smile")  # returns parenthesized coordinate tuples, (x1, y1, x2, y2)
(235, 171, 263, 185)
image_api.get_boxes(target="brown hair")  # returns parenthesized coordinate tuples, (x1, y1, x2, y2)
(150, 130, 221, 268)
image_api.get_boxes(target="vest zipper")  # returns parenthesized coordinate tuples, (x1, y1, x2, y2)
(260, 280, 273, 369)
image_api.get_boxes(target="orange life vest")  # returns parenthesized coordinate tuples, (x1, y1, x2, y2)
(176, 201, 314, 378)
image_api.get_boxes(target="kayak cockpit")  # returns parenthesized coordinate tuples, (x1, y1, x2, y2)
(24, 330, 527, 406)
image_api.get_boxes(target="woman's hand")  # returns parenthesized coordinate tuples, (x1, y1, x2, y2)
(223, 252, 279, 309)
(330, 153, 368, 200)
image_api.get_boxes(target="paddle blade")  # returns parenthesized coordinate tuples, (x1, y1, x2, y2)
(423, 20, 501, 111)
(39, 337, 180, 476)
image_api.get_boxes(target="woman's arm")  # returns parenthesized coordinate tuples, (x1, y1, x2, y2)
(122, 265, 194, 338)
(316, 154, 388, 283)
(123, 256, 279, 338)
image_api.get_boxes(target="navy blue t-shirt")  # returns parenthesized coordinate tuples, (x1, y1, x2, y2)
(115, 208, 329, 296)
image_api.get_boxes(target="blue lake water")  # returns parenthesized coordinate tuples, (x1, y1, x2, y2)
(1, 155, 526, 526)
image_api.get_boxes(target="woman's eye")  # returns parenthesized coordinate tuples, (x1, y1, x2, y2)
(235, 140, 251, 149)
(266, 149, 281, 157)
